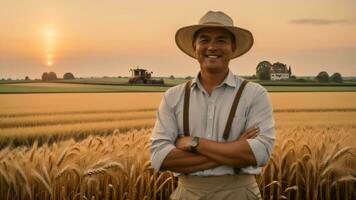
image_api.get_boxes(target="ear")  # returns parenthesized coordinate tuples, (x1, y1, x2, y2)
(192, 40, 197, 51)
(231, 42, 236, 52)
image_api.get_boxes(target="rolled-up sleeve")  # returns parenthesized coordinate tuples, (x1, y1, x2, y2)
(245, 87, 275, 167)
(150, 93, 178, 171)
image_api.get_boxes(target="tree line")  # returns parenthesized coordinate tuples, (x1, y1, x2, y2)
(256, 70, 344, 83)
(315, 71, 343, 83)
(41, 72, 75, 81)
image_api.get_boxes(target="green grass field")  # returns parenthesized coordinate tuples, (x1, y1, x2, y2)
(0, 82, 355, 93)
(0, 77, 188, 86)
(55, 77, 188, 86)
(0, 83, 169, 93)
(256, 81, 356, 86)
(1, 77, 356, 93)
(264, 86, 356, 92)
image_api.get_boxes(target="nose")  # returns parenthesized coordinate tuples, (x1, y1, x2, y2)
(207, 41, 218, 51)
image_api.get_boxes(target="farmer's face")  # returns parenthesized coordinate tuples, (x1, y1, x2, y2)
(193, 27, 236, 74)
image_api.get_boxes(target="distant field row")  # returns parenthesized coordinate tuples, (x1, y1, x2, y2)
(0, 110, 355, 147)
(1, 92, 355, 115)
(1, 77, 356, 85)
(0, 77, 187, 86)
(2, 108, 355, 129)
(1, 109, 355, 129)
(0, 111, 156, 128)
(0, 82, 355, 93)
(0, 83, 169, 93)
(1, 92, 356, 147)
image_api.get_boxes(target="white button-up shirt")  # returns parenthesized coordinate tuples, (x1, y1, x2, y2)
(150, 70, 275, 175)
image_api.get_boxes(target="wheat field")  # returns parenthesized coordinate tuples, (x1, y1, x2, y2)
(0, 92, 355, 146)
(0, 92, 355, 199)
(0, 126, 355, 200)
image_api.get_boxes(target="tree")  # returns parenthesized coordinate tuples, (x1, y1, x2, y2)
(257, 66, 270, 80)
(315, 71, 329, 82)
(169, 75, 175, 79)
(42, 72, 57, 81)
(25, 76, 30, 80)
(42, 72, 49, 81)
(330, 73, 343, 83)
(48, 72, 57, 80)
(63, 72, 75, 80)
(256, 61, 271, 80)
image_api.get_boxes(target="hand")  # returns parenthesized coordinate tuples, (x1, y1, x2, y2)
(238, 126, 260, 141)
(175, 135, 193, 152)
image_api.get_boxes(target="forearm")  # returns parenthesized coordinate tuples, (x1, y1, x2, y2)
(161, 148, 220, 173)
(197, 138, 257, 168)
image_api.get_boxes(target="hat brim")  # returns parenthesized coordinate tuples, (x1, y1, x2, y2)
(175, 24, 254, 59)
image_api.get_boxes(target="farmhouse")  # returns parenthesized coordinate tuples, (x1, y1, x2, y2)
(256, 61, 292, 80)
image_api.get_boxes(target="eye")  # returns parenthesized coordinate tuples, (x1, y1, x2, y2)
(199, 38, 208, 43)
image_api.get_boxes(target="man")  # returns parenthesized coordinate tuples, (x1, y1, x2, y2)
(151, 11, 275, 199)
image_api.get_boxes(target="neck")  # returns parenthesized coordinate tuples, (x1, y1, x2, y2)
(199, 68, 229, 95)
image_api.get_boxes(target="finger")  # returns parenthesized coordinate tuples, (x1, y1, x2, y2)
(246, 133, 257, 139)
(243, 127, 259, 135)
(246, 128, 260, 136)
(245, 126, 258, 133)
(246, 129, 260, 138)
(175, 134, 184, 143)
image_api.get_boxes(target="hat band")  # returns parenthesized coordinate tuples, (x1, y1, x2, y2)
(200, 21, 226, 25)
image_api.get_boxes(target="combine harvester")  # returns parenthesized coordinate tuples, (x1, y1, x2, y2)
(129, 67, 164, 85)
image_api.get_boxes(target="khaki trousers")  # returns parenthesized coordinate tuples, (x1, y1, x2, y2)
(170, 175, 261, 200)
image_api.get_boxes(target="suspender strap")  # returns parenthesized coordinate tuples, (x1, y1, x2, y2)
(183, 79, 248, 140)
(183, 80, 192, 136)
(222, 80, 249, 140)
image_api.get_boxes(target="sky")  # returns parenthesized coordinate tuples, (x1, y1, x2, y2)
(0, 0, 355, 79)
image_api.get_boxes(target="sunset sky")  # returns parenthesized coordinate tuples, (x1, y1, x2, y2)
(0, 0, 355, 79)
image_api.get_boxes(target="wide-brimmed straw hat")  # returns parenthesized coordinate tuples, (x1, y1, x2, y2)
(175, 11, 254, 59)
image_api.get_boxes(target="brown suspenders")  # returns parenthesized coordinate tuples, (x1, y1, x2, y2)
(183, 80, 192, 136)
(222, 80, 249, 140)
(183, 79, 249, 140)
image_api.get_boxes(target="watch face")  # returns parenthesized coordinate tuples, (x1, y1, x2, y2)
(191, 139, 198, 147)
(191, 137, 199, 152)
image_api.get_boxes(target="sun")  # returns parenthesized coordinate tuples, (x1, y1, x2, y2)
(45, 28, 55, 38)
(47, 61, 53, 66)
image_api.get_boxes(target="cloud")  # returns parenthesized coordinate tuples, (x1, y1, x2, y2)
(289, 18, 352, 25)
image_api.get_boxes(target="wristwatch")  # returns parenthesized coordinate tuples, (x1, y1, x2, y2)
(190, 136, 200, 152)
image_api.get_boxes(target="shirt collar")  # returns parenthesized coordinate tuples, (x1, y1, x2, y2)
(191, 70, 237, 89)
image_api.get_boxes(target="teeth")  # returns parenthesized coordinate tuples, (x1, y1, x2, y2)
(207, 55, 218, 58)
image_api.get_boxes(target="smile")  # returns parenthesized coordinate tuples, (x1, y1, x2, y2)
(205, 55, 221, 58)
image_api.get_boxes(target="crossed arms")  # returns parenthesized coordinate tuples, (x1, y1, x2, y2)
(161, 127, 260, 173)
(150, 87, 275, 174)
